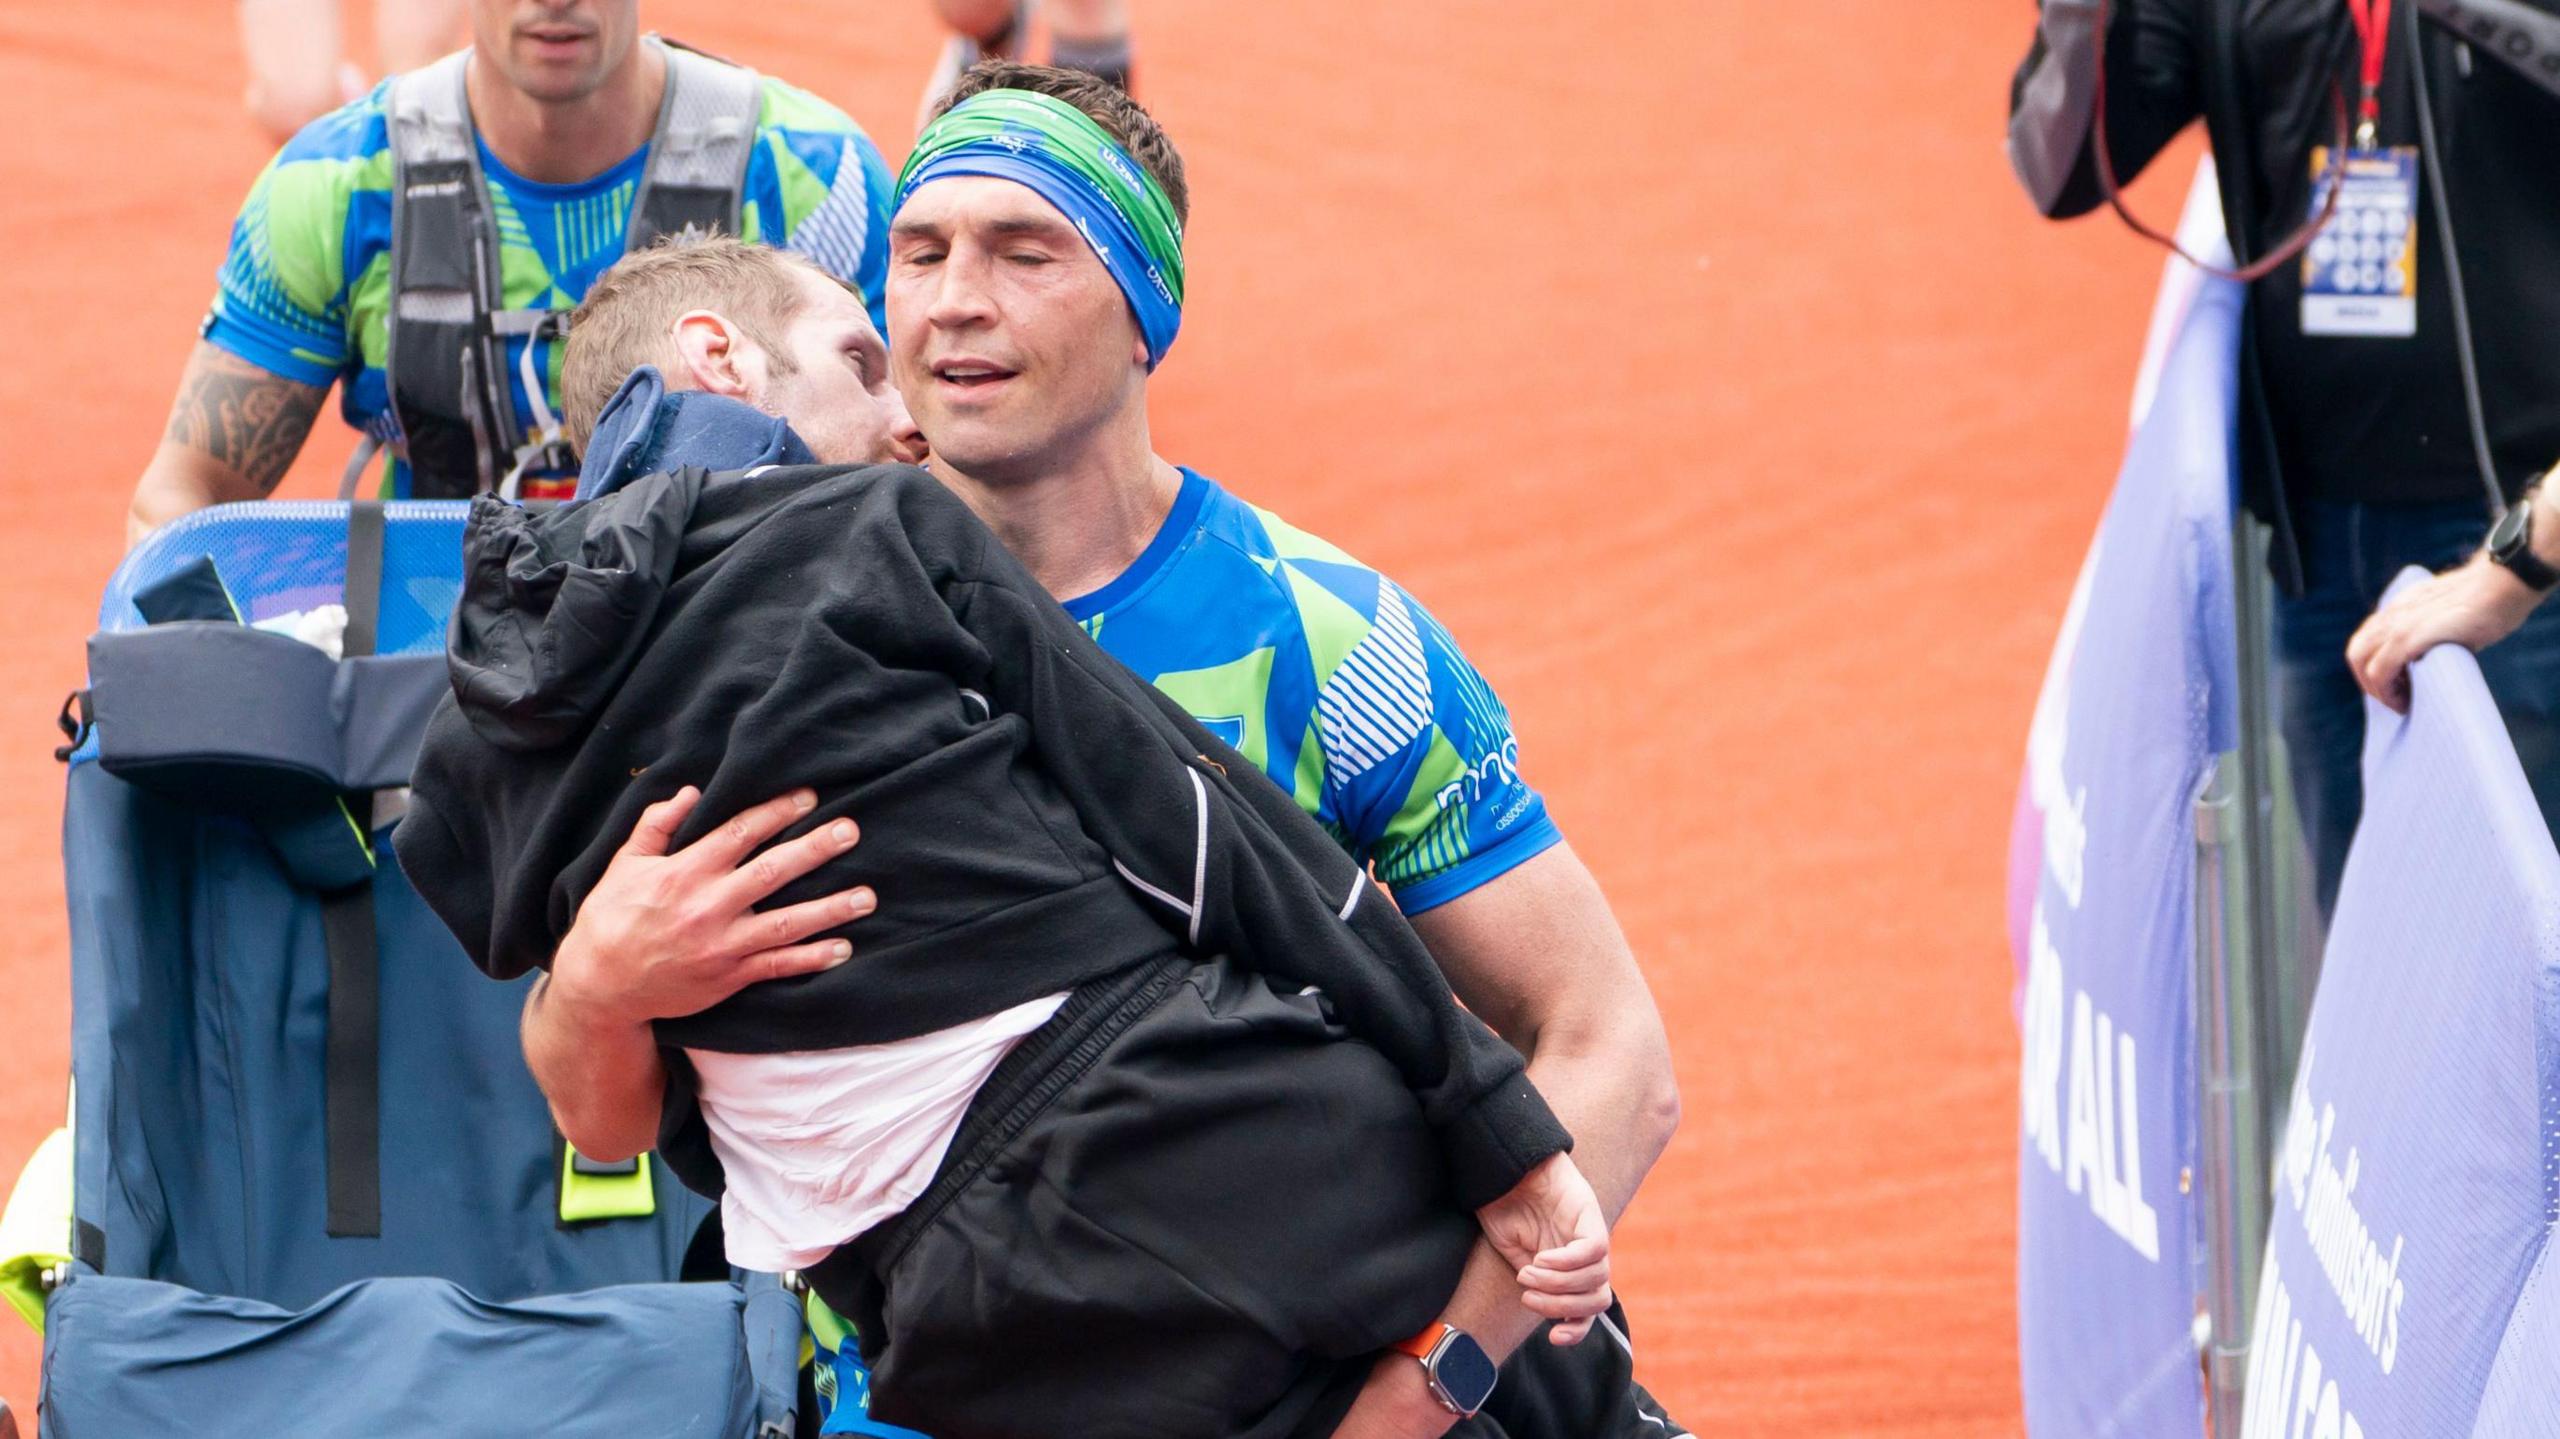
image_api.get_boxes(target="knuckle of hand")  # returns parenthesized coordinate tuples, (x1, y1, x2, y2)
(680, 900, 725, 941)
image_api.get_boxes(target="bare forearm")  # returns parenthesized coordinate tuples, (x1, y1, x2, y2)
(1335, 1170, 1615, 1439)
(1401, 848, 1683, 1346)
(1521, 1016, 1679, 1226)
(1411, 849, 1682, 1225)
(1325, 1238, 1539, 1439)
(130, 344, 325, 545)
(1441, 1239, 1546, 1360)
(521, 973, 668, 1162)
(130, 447, 238, 546)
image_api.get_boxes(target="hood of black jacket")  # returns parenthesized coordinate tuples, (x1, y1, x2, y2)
(448, 468, 702, 752)
(451, 374, 826, 753)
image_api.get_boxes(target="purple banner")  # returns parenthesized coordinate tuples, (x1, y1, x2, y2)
(2012, 266, 2242, 1434)
(2241, 573, 2560, 1439)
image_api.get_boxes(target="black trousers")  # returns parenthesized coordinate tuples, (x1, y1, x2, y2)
(807, 957, 1685, 1439)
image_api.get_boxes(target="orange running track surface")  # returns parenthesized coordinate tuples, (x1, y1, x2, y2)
(0, 1, 2204, 1430)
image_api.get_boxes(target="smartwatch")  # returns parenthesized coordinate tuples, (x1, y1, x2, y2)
(2488, 497, 2560, 592)
(1393, 1322, 1499, 1418)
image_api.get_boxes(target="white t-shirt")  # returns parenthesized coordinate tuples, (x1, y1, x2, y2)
(684, 989, 1070, 1271)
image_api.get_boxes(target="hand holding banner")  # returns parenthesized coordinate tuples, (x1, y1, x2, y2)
(2241, 569, 2560, 1439)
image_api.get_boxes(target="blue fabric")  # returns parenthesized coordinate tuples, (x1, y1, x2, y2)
(1066, 469, 1560, 914)
(818, 1339, 931, 1436)
(2012, 270, 2239, 1434)
(900, 146, 1181, 365)
(2238, 569, 2560, 1438)
(40, 1273, 773, 1434)
(62, 767, 709, 1308)
(2275, 497, 2560, 919)
(49, 502, 805, 1426)
(474, 133, 654, 302)
(64, 506, 715, 1309)
(95, 501, 470, 659)
(574, 366, 818, 500)
(96, 547, 428, 892)
(83, 625, 450, 887)
(2472, 1246, 2560, 1433)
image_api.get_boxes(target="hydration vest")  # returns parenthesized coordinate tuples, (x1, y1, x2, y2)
(376, 38, 762, 499)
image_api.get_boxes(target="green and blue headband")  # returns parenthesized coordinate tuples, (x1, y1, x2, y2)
(897, 88, 1187, 367)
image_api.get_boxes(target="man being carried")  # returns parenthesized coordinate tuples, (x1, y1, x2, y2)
(523, 66, 1686, 1437)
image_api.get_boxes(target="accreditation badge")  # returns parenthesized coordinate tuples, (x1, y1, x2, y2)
(2300, 146, 2419, 338)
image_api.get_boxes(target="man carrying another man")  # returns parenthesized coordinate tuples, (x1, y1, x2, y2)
(129, 0, 891, 538)
(515, 63, 1684, 1437)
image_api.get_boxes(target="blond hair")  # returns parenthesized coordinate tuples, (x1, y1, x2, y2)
(560, 235, 841, 452)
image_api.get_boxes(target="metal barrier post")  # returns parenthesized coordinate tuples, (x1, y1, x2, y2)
(2192, 748, 2261, 1438)
(2195, 509, 2315, 1433)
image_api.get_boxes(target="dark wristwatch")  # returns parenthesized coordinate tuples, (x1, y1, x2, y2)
(1393, 1323, 1499, 1418)
(2488, 497, 2560, 592)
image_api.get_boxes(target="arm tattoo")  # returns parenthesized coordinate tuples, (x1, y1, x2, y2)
(162, 346, 329, 496)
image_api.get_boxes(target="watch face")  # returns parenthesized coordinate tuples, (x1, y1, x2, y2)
(1430, 1331, 1500, 1415)
(2491, 502, 2530, 559)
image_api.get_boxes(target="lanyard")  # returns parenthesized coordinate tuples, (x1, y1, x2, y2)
(2087, 0, 2351, 283)
(2345, 0, 2394, 147)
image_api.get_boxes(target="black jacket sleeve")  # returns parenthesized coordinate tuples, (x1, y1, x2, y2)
(910, 481, 1572, 1210)
(2008, 0, 2206, 218)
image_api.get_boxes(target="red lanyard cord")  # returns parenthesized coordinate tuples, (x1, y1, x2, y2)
(2345, 0, 2393, 141)
(2089, 0, 2351, 284)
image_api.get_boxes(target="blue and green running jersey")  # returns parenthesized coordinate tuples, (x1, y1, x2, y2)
(1074, 467, 1563, 914)
(203, 61, 892, 497)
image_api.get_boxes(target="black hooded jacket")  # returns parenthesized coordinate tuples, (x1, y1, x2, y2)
(395, 456, 1570, 1210)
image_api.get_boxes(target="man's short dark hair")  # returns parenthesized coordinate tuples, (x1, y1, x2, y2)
(933, 61, 1190, 227)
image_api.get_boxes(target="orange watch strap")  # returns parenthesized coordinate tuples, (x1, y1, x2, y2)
(1393, 1322, 1449, 1360)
